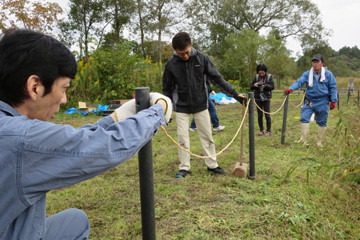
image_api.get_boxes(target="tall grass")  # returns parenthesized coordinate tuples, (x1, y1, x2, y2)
(48, 90, 359, 239)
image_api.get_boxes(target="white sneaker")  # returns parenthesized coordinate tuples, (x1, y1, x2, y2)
(213, 125, 225, 131)
(189, 128, 197, 131)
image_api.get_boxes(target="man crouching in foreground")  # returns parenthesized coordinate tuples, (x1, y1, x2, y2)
(0, 29, 171, 239)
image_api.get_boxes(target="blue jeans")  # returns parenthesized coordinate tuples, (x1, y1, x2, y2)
(191, 98, 219, 128)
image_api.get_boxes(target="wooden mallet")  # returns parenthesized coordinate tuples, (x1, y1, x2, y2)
(233, 103, 248, 178)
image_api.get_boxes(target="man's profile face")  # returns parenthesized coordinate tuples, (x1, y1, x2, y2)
(175, 45, 192, 61)
(30, 77, 70, 121)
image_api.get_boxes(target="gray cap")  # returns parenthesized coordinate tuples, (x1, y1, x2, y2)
(312, 54, 324, 62)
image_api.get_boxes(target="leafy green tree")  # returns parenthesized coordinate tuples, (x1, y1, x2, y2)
(328, 57, 353, 77)
(66, 56, 98, 107)
(133, 0, 148, 59)
(67, 43, 140, 106)
(221, 30, 296, 89)
(104, 0, 136, 44)
(142, 40, 173, 63)
(132, 0, 186, 62)
(337, 46, 360, 72)
(186, 0, 233, 56)
(92, 44, 139, 101)
(148, 0, 187, 62)
(260, 33, 294, 88)
(132, 57, 164, 92)
(61, 0, 108, 61)
(338, 46, 360, 60)
(221, 30, 265, 88)
(188, 0, 330, 58)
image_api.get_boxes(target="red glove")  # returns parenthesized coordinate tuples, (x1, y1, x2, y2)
(329, 102, 336, 110)
(284, 89, 293, 95)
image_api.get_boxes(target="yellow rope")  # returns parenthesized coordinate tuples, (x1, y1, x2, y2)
(254, 95, 288, 115)
(289, 92, 306, 107)
(160, 98, 251, 159)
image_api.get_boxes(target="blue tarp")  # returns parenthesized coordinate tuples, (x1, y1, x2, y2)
(209, 93, 233, 102)
(98, 105, 109, 111)
(209, 93, 246, 105)
(64, 105, 109, 116)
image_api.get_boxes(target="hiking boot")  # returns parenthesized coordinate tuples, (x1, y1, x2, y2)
(213, 125, 225, 131)
(176, 169, 191, 178)
(189, 128, 197, 132)
(207, 167, 226, 174)
(258, 130, 264, 136)
(265, 131, 271, 136)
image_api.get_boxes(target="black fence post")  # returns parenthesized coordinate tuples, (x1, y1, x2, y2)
(248, 92, 255, 180)
(281, 94, 290, 145)
(135, 87, 156, 240)
(337, 92, 340, 110)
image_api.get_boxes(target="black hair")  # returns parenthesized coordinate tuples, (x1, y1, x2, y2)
(172, 32, 191, 50)
(256, 64, 267, 73)
(0, 28, 77, 107)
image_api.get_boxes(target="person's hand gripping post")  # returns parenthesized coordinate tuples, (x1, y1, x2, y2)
(112, 92, 172, 122)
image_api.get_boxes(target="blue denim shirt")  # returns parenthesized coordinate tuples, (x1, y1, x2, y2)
(0, 101, 165, 239)
(289, 69, 338, 103)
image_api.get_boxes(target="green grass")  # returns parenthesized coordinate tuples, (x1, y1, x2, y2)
(48, 92, 360, 239)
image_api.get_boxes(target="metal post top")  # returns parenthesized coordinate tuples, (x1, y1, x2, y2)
(135, 87, 150, 91)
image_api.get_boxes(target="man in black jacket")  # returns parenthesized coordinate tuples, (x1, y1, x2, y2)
(162, 32, 245, 178)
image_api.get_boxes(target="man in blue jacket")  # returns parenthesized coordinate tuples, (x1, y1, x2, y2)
(162, 32, 245, 178)
(0, 29, 171, 240)
(284, 54, 337, 147)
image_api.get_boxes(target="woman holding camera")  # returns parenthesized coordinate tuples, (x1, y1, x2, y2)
(250, 64, 275, 136)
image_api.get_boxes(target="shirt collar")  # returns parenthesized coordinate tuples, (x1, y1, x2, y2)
(0, 100, 22, 117)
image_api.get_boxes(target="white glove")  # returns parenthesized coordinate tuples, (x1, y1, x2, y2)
(113, 92, 172, 123)
(114, 99, 136, 122)
(149, 92, 172, 123)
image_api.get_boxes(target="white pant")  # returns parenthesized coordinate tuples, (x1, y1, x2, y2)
(175, 110, 218, 171)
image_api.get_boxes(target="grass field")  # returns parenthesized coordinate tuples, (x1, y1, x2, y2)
(48, 87, 359, 239)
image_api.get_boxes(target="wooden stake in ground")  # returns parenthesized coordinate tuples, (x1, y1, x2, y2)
(233, 103, 248, 178)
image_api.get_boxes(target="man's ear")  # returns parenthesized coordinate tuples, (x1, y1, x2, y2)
(26, 75, 43, 101)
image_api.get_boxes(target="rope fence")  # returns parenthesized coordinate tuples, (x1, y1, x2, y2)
(160, 98, 250, 159)
(254, 95, 288, 115)
(159, 89, 353, 159)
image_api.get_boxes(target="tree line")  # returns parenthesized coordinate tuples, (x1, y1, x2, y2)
(1, 0, 359, 107)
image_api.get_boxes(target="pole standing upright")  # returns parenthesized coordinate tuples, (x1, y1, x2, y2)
(281, 94, 289, 145)
(136, 87, 156, 240)
(248, 92, 255, 180)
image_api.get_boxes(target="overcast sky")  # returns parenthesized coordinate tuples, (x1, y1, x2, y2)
(52, 0, 360, 57)
(287, 0, 360, 57)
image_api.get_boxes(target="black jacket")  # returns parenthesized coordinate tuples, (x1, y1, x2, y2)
(250, 73, 275, 100)
(162, 48, 239, 113)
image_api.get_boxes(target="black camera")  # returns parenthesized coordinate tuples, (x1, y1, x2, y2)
(257, 81, 267, 101)
(256, 81, 264, 86)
